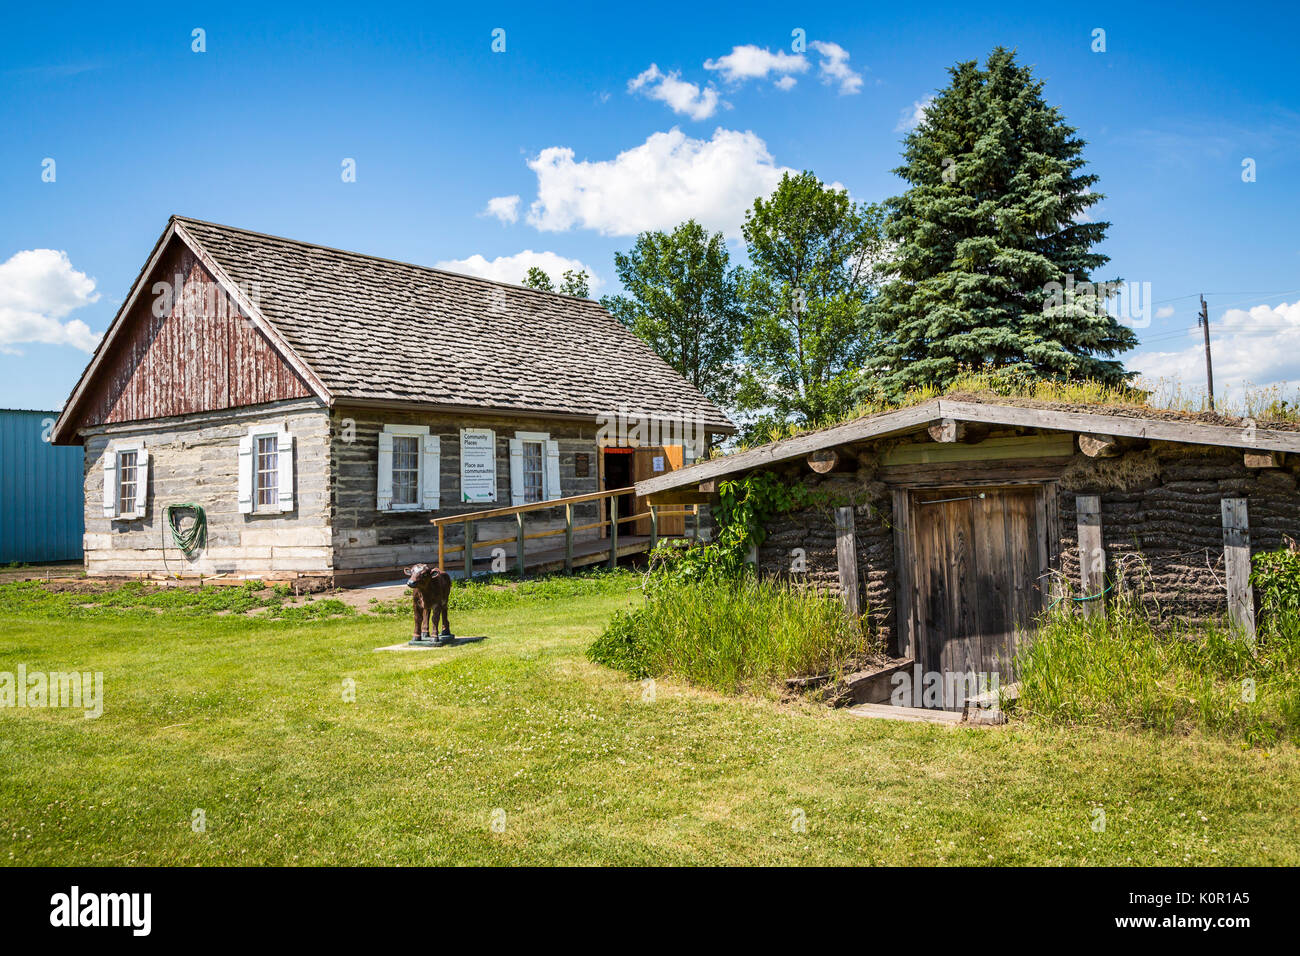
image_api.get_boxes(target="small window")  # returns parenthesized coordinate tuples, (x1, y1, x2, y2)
(117, 450, 138, 516)
(392, 435, 420, 506)
(256, 435, 279, 511)
(522, 441, 544, 503)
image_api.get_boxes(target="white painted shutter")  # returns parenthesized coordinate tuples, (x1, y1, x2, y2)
(132, 445, 150, 518)
(509, 438, 525, 506)
(102, 449, 118, 517)
(376, 431, 394, 511)
(421, 433, 441, 510)
(544, 440, 561, 500)
(237, 434, 255, 514)
(277, 430, 295, 512)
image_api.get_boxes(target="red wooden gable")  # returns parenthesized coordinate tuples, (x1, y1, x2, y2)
(71, 240, 313, 430)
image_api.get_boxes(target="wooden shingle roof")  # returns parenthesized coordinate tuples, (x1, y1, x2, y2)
(172, 217, 732, 430)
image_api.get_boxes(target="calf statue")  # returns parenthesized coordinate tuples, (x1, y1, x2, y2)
(404, 563, 453, 645)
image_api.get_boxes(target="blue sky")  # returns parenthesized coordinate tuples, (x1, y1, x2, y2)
(2, 0, 1298, 411)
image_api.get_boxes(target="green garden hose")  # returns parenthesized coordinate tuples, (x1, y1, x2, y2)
(164, 503, 207, 556)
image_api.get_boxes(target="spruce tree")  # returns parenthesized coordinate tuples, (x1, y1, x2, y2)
(866, 47, 1136, 399)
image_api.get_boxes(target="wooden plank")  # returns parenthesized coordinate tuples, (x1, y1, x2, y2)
(834, 506, 860, 616)
(1221, 498, 1257, 639)
(644, 490, 718, 505)
(635, 401, 944, 496)
(515, 512, 526, 576)
(608, 496, 619, 569)
(846, 702, 964, 725)
(463, 521, 474, 580)
(879, 457, 1074, 487)
(882, 433, 1074, 467)
(1075, 495, 1105, 619)
(430, 486, 636, 525)
(891, 489, 914, 661)
(938, 399, 1300, 455)
(564, 503, 574, 573)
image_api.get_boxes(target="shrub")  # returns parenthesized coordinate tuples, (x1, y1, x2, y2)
(1016, 604, 1300, 745)
(587, 576, 876, 696)
(1251, 545, 1300, 633)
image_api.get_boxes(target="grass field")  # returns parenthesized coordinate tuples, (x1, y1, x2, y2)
(1, 577, 1298, 865)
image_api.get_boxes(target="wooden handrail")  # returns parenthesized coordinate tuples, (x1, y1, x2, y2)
(432, 486, 702, 573)
(429, 486, 636, 526)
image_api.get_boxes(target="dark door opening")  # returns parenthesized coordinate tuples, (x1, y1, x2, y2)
(602, 449, 635, 536)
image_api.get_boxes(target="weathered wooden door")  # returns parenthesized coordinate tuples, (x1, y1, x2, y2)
(632, 446, 684, 535)
(909, 486, 1047, 709)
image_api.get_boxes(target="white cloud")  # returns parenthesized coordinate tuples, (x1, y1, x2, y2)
(0, 249, 100, 353)
(810, 40, 863, 95)
(481, 195, 521, 225)
(1155, 305, 1175, 319)
(434, 250, 603, 294)
(522, 127, 794, 239)
(628, 64, 721, 120)
(896, 95, 934, 132)
(703, 45, 808, 87)
(1131, 300, 1300, 403)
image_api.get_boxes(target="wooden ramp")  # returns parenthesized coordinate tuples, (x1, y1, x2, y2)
(431, 487, 702, 578)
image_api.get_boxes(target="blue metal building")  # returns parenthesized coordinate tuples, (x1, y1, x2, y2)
(0, 409, 84, 564)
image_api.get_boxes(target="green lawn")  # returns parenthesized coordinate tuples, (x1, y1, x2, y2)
(1, 579, 1297, 865)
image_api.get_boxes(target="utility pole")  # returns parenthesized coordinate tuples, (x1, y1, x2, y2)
(1199, 294, 1215, 411)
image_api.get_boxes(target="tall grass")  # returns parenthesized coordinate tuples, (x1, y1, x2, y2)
(588, 577, 876, 696)
(1017, 605, 1300, 745)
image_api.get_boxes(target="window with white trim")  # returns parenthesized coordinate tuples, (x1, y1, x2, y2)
(238, 426, 295, 515)
(510, 431, 561, 506)
(392, 435, 420, 506)
(377, 424, 440, 512)
(103, 440, 149, 520)
(255, 435, 280, 512)
(521, 440, 544, 503)
(117, 450, 139, 515)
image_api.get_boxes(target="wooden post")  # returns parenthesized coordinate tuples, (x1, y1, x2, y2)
(1075, 495, 1105, 619)
(649, 505, 659, 550)
(891, 489, 914, 661)
(515, 512, 526, 577)
(437, 523, 445, 571)
(564, 502, 574, 574)
(608, 495, 619, 569)
(463, 521, 474, 581)
(693, 504, 701, 542)
(835, 506, 860, 616)
(1221, 498, 1256, 640)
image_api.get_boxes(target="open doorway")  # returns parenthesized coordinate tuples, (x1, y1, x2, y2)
(601, 448, 635, 536)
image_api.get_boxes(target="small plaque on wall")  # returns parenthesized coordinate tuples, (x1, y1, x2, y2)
(574, 453, 590, 478)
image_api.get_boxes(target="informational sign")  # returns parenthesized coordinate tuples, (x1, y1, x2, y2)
(653, 455, 665, 473)
(460, 429, 497, 503)
(574, 453, 589, 478)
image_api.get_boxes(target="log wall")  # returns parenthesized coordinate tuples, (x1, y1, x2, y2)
(329, 407, 602, 571)
(751, 432, 1300, 652)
